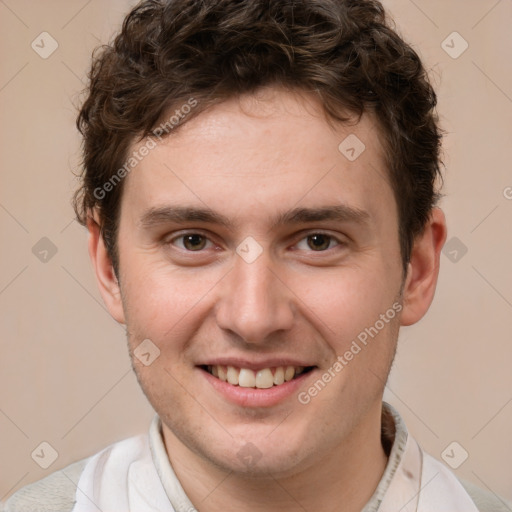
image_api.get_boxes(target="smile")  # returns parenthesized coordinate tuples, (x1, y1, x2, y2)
(200, 365, 315, 389)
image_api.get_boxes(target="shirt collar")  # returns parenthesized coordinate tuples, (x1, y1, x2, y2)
(362, 401, 415, 511)
(148, 401, 414, 512)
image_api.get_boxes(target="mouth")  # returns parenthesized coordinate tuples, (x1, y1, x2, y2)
(199, 364, 316, 389)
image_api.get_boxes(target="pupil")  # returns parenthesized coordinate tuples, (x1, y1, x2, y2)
(308, 234, 329, 251)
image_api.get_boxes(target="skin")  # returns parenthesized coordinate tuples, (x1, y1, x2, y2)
(87, 86, 447, 511)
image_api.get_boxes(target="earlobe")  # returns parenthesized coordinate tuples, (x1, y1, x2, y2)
(86, 211, 126, 324)
(400, 208, 447, 326)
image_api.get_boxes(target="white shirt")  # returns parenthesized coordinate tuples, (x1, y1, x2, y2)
(70, 402, 482, 511)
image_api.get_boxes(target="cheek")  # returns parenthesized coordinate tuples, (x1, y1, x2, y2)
(295, 264, 400, 347)
(120, 261, 225, 345)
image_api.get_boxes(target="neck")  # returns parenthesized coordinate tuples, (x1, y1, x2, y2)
(162, 403, 389, 512)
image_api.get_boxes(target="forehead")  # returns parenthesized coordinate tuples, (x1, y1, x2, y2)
(120, 88, 396, 232)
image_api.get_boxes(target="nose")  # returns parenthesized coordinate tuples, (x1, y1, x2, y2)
(215, 249, 295, 344)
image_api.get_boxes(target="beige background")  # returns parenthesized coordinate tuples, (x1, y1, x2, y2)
(1, 0, 511, 504)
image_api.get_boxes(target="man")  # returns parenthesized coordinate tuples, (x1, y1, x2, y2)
(3, 0, 510, 511)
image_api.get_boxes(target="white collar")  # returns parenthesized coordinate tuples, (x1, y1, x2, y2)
(72, 402, 478, 511)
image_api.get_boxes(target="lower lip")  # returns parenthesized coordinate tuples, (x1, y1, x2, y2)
(199, 367, 316, 407)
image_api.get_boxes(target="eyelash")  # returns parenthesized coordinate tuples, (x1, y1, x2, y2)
(167, 231, 345, 254)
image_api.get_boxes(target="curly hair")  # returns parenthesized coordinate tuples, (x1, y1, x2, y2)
(74, 0, 443, 277)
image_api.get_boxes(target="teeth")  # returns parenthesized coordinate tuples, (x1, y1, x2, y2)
(218, 366, 227, 382)
(284, 366, 295, 382)
(239, 368, 256, 388)
(255, 368, 274, 388)
(227, 366, 239, 385)
(273, 367, 284, 385)
(207, 365, 309, 388)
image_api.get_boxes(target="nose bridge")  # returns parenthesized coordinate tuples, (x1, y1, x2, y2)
(215, 250, 294, 343)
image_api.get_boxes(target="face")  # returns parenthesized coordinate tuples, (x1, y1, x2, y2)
(92, 87, 437, 478)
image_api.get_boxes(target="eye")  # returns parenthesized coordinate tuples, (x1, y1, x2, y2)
(295, 233, 342, 252)
(167, 231, 344, 254)
(170, 232, 214, 251)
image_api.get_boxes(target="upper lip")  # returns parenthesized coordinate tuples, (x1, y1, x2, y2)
(196, 357, 316, 371)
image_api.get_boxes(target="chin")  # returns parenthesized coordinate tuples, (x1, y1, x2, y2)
(207, 426, 318, 478)
(209, 444, 309, 478)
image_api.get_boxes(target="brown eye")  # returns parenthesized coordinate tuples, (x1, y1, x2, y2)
(170, 233, 213, 251)
(307, 234, 331, 251)
(182, 234, 207, 251)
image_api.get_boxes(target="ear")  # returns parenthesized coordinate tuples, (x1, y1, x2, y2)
(400, 207, 447, 326)
(86, 210, 126, 324)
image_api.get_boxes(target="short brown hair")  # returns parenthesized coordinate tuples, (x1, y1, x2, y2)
(73, 0, 443, 277)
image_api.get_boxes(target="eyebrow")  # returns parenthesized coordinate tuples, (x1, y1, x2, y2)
(139, 204, 370, 232)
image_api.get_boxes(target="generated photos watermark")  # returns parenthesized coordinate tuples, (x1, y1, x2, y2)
(93, 97, 198, 200)
(298, 302, 403, 405)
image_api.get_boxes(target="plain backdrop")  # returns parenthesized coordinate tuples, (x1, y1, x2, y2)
(1, 0, 511, 504)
